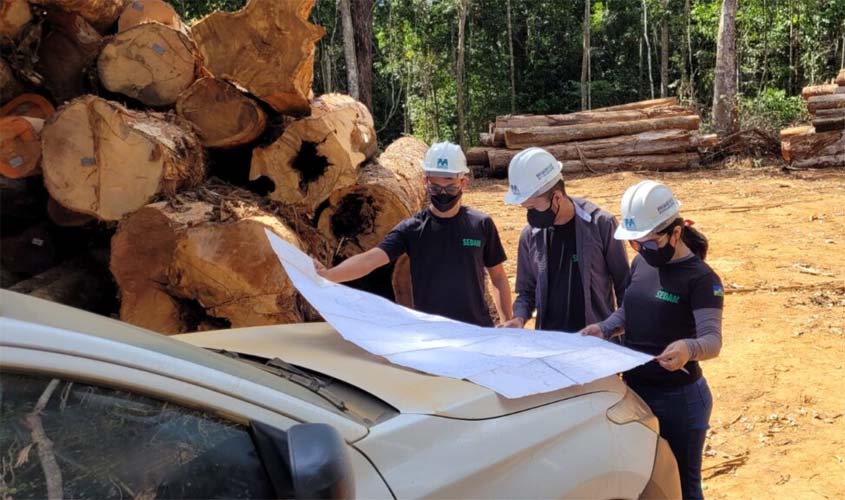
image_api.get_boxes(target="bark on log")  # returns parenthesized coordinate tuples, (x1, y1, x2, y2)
(504, 115, 701, 149)
(792, 154, 845, 169)
(801, 84, 845, 100)
(42, 96, 205, 221)
(47, 197, 93, 226)
(591, 97, 678, 112)
(0, 0, 31, 40)
(781, 129, 844, 162)
(494, 105, 690, 129)
(176, 77, 266, 148)
(0, 116, 43, 178)
(251, 93, 376, 211)
(812, 116, 845, 133)
(118, 0, 182, 32)
(11, 254, 114, 313)
(813, 108, 845, 119)
(99, 22, 200, 107)
(191, 0, 325, 115)
(36, 9, 102, 103)
(466, 146, 494, 167)
(696, 134, 720, 149)
(558, 152, 700, 173)
(0, 58, 24, 103)
(488, 130, 699, 175)
(30, 0, 126, 33)
(1, 94, 55, 119)
(806, 94, 845, 114)
(316, 136, 427, 260)
(112, 200, 305, 334)
(837, 69, 845, 87)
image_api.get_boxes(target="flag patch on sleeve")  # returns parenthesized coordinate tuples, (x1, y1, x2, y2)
(713, 285, 724, 297)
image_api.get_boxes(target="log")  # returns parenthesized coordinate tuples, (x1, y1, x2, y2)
(98, 22, 201, 107)
(781, 129, 844, 162)
(11, 253, 114, 313)
(806, 94, 845, 114)
(0, 177, 47, 232)
(1, 94, 55, 119)
(30, 0, 126, 33)
(695, 134, 720, 149)
(494, 105, 690, 129)
(812, 116, 845, 133)
(112, 200, 305, 334)
(118, 0, 183, 32)
(251, 93, 376, 211)
(191, 0, 325, 115)
(176, 77, 267, 148)
(780, 125, 814, 140)
(1, 57, 24, 102)
(1, 224, 57, 276)
(801, 84, 845, 100)
(316, 136, 427, 260)
(36, 9, 102, 103)
(792, 153, 845, 169)
(813, 108, 845, 119)
(479, 132, 494, 147)
(0, 116, 43, 178)
(503, 115, 701, 149)
(47, 197, 93, 227)
(592, 97, 679, 112)
(41, 96, 205, 221)
(559, 153, 700, 173)
(0, 0, 31, 40)
(466, 146, 494, 167)
(837, 69, 845, 87)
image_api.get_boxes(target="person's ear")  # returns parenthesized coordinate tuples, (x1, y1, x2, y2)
(672, 225, 683, 246)
(461, 176, 469, 190)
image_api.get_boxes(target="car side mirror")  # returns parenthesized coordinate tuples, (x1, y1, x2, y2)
(250, 421, 355, 500)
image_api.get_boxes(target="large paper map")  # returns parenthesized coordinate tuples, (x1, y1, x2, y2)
(266, 230, 652, 398)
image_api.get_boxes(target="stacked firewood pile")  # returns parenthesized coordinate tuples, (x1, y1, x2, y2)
(0, 0, 426, 334)
(780, 70, 845, 168)
(467, 97, 717, 178)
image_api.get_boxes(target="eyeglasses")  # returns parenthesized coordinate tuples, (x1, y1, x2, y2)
(427, 184, 461, 196)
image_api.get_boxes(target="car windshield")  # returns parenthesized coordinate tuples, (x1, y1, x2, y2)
(209, 349, 399, 427)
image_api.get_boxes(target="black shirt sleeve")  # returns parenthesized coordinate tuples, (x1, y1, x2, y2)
(482, 217, 507, 268)
(690, 271, 725, 311)
(378, 219, 413, 262)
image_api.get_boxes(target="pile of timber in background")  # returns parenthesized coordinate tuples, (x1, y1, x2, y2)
(0, 0, 426, 335)
(780, 69, 845, 169)
(467, 97, 718, 178)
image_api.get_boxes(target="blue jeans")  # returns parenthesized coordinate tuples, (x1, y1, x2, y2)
(628, 377, 713, 500)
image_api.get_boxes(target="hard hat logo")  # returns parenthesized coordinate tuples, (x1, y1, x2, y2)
(536, 163, 555, 180)
(656, 199, 676, 214)
(623, 218, 637, 230)
(436, 158, 449, 169)
(503, 147, 563, 205)
(422, 142, 468, 176)
(510, 184, 521, 195)
(614, 180, 682, 241)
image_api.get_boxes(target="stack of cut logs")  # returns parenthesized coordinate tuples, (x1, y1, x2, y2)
(1, 0, 425, 334)
(780, 69, 845, 169)
(467, 97, 716, 178)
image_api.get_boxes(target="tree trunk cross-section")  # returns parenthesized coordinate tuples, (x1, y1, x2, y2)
(176, 77, 266, 148)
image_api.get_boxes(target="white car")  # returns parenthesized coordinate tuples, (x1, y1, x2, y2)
(0, 290, 680, 499)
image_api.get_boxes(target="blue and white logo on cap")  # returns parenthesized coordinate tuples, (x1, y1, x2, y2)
(623, 218, 637, 230)
(436, 158, 449, 169)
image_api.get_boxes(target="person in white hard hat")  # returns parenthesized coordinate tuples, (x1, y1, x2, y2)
(315, 142, 513, 327)
(581, 180, 724, 500)
(499, 147, 629, 333)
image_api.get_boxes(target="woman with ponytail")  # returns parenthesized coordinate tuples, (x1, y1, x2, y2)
(581, 180, 724, 500)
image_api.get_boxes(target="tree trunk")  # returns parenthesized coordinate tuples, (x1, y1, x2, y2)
(117, 0, 183, 33)
(36, 8, 103, 104)
(781, 128, 844, 162)
(503, 115, 700, 149)
(806, 94, 845, 113)
(0, 0, 31, 40)
(593, 96, 678, 112)
(495, 105, 690, 128)
(192, 0, 325, 116)
(813, 108, 845, 119)
(559, 153, 700, 173)
(686, 0, 695, 101)
(712, 0, 738, 136)
(456, 0, 469, 148)
(250, 93, 376, 212)
(660, 0, 669, 98)
(836, 69, 845, 86)
(643, 0, 655, 99)
(30, 0, 125, 33)
(0, 116, 43, 178)
(41, 96, 205, 221)
(812, 117, 845, 133)
(506, 0, 516, 113)
(351, 0, 374, 110)
(581, 0, 591, 110)
(339, 0, 359, 100)
(466, 146, 496, 166)
(1, 94, 55, 119)
(98, 22, 200, 107)
(176, 77, 267, 149)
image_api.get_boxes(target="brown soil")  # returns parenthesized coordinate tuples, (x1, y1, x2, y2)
(463, 161, 845, 499)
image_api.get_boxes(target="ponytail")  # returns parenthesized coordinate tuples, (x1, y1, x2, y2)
(681, 220, 709, 260)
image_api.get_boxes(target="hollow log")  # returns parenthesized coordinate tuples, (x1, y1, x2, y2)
(176, 77, 266, 148)
(112, 200, 305, 334)
(118, 0, 183, 32)
(0, 0, 31, 40)
(251, 93, 376, 211)
(503, 115, 701, 149)
(781, 129, 844, 162)
(466, 146, 494, 167)
(792, 154, 845, 169)
(30, 0, 126, 33)
(806, 94, 845, 114)
(47, 197, 93, 227)
(99, 22, 201, 107)
(316, 136, 427, 260)
(41, 96, 205, 221)
(1, 94, 55, 119)
(812, 117, 845, 133)
(494, 105, 690, 129)
(0, 58, 24, 102)
(0, 116, 43, 178)
(558, 153, 700, 173)
(192, 0, 325, 115)
(36, 9, 102, 103)
(592, 97, 678, 112)
(1, 224, 57, 276)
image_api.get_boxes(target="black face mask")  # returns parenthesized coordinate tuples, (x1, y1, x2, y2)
(527, 198, 559, 228)
(637, 238, 676, 267)
(430, 191, 462, 212)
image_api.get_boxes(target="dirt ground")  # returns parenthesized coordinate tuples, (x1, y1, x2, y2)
(463, 162, 845, 499)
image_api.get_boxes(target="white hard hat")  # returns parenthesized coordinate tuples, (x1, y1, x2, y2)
(504, 147, 563, 205)
(422, 142, 469, 177)
(614, 180, 682, 240)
